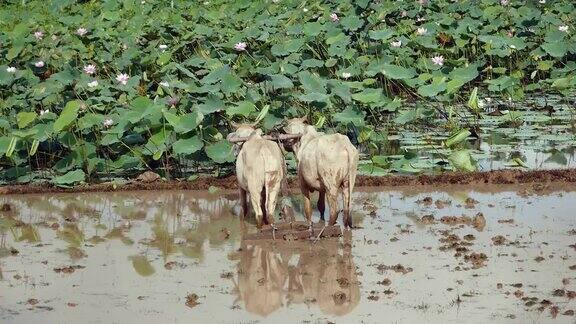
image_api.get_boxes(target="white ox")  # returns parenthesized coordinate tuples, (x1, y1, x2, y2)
(283, 118, 359, 228)
(227, 124, 285, 229)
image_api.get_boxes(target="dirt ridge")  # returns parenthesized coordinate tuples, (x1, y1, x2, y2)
(1, 169, 575, 195)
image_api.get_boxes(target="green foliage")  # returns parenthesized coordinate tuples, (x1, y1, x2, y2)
(53, 169, 86, 186)
(205, 140, 235, 164)
(448, 150, 476, 172)
(0, 0, 574, 182)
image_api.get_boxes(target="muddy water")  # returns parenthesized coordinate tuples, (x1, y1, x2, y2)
(1, 185, 575, 324)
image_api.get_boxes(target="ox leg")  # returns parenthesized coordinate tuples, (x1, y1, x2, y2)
(266, 183, 280, 226)
(326, 189, 339, 226)
(315, 188, 337, 242)
(249, 187, 264, 228)
(318, 191, 326, 223)
(260, 187, 268, 225)
(239, 188, 248, 219)
(266, 182, 281, 240)
(342, 182, 352, 228)
(302, 186, 313, 233)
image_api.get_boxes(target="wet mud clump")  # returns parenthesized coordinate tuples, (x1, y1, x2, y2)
(416, 196, 433, 205)
(27, 298, 39, 306)
(333, 292, 348, 305)
(436, 229, 488, 269)
(53, 265, 85, 274)
(377, 278, 392, 286)
(367, 292, 379, 301)
(435, 199, 451, 209)
(464, 198, 479, 209)
(491, 235, 507, 245)
(552, 289, 565, 297)
(337, 277, 350, 289)
(185, 293, 200, 308)
(439, 213, 485, 231)
(438, 231, 473, 255)
(420, 215, 435, 224)
(377, 264, 413, 275)
(464, 252, 488, 268)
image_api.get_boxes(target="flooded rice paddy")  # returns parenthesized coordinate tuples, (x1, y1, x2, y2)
(1, 184, 575, 323)
(363, 95, 576, 174)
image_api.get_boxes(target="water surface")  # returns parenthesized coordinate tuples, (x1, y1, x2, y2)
(1, 185, 575, 323)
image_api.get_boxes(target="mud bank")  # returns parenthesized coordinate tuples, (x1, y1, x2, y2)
(1, 169, 576, 195)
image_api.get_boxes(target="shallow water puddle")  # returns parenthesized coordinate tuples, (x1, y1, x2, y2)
(0, 185, 575, 323)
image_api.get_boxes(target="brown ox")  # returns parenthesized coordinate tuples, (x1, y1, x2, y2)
(227, 124, 285, 228)
(283, 118, 358, 228)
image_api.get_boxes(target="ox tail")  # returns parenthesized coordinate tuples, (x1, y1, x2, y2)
(346, 142, 358, 228)
(262, 146, 282, 225)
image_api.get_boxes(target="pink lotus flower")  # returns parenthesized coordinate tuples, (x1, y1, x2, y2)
(34, 61, 45, 68)
(330, 13, 339, 22)
(39, 109, 49, 116)
(559, 25, 569, 33)
(417, 27, 427, 35)
(116, 73, 130, 85)
(418, 0, 428, 5)
(431, 55, 444, 66)
(341, 72, 352, 79)
(401, 11, 407, 18)
(103, 118, 114, 128)
(6, 66, 16, 73)
(167, 96, 180, 107)
(501, 0, 508, 5)
(234, 42, 247, 51)
(76, 27, 88, 36)
(33, 31, 44, 40)
(391, 40, 402, 48)
(83, 64, 96, 75)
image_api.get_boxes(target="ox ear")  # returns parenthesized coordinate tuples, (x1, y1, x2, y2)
(226, 131, 236, 141)
(230, 121, 241, 129)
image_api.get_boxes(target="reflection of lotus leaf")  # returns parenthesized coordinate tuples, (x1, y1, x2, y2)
(57, 224, 84, 247)
(16, 224, 41, 243)
(129, 255, 155, 277)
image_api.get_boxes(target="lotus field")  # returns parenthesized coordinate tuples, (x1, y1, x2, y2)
(1, 0, 575, 185)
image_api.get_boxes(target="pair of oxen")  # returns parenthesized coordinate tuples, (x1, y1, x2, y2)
(227, 118, 359, 235)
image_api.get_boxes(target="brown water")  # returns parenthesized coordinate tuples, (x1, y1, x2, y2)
(1, 185, 575, 323)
